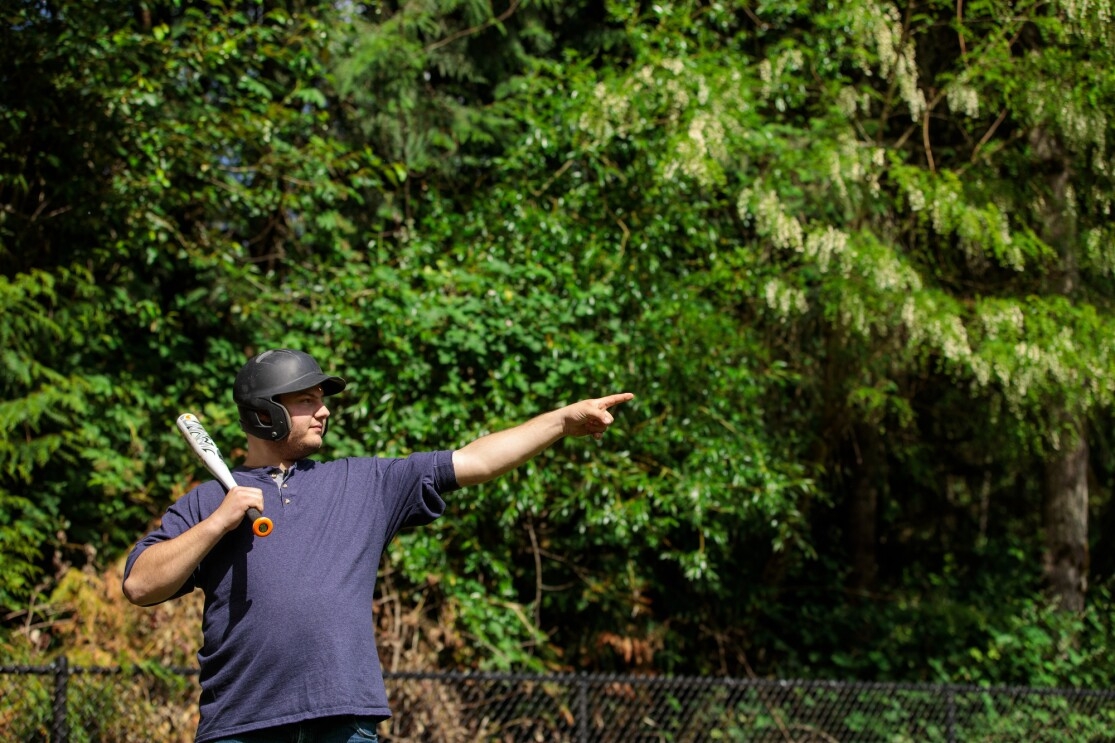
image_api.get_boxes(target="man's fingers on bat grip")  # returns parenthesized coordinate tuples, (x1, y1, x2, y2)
(229, 486, 264, 509)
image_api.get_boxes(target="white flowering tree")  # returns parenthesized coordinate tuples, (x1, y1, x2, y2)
(524, 0, 1115, 625)
(721, 0, 1115, 611)
(775, 0, 1115, 612)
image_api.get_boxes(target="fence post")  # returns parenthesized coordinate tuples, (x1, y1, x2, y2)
(52, 655, 69, 743)
(945, 686, 956, 743)
(576, 674, 589, 743)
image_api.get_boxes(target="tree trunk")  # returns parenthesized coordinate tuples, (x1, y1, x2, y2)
(848, 423, 882, 594)
(1033, 126, 1088, 611)
(1043, 419, 1089, 612)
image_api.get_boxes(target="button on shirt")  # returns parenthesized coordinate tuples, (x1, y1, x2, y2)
(270, 466, 293, 504)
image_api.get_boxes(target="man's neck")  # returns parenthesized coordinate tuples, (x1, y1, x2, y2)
(242, 457, 293, 471)
(242, 440, 294, 471)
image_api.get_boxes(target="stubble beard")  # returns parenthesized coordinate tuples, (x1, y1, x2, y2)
(280, 430, 324, 462)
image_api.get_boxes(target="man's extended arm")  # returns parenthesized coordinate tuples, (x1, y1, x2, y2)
(451, 393, 634, 487)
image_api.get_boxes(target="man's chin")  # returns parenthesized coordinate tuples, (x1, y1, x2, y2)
(284, 436, 323, 461)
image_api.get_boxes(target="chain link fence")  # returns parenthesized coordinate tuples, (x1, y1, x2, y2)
(3, 659, 1114, 742)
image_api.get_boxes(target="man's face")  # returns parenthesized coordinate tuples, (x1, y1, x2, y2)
(276, 386, 330, 460)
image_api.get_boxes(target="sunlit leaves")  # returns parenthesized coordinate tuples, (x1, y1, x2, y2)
(7, 0, 1115, 685)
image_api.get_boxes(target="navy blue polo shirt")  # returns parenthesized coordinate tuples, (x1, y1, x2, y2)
(123, 451, 458, 742)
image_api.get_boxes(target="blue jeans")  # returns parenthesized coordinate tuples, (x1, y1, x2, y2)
(210, 715, 381, 743)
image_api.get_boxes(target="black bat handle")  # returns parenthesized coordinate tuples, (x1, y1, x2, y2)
(247, 508, 273, 537)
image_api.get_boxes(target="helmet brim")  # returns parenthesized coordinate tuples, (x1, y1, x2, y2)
(266, 373, 347, 399)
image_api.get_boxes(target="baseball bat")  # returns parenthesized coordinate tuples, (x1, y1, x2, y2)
(176, 413, 273, 537)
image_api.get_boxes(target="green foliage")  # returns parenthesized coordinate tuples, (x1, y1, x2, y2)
(0, 268, 100, 607)
(953, 587, 1115, 690)
(4, 0, 1115, 695)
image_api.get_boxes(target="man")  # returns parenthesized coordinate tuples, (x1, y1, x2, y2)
(122, 348, 633, 743)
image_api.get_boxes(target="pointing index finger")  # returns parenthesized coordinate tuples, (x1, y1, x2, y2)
(598, 392, 635, 409)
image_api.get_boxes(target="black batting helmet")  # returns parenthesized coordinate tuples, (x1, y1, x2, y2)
(233, 349, 346, 440)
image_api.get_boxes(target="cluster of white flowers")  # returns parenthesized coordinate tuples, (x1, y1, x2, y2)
(826, 149, 851, 203)
(900, 288, 1115, 411)
(981, 309, 1108, 410)
(947, 83, 980, 119)
(839, 292, 869, 336)
(825, 136, 888, 205)
(757, 48, 804, 101)
(665, 111, 728, 185)
(743, 189, 874, 281)
(1063, 105, 1107, 152)
(933, 314, 974, 366)
(1093, 150, 1111, 177)
(900, 297, 918, 331)
(929, 181, 960, 233)
(586, 56, 738, 186)
(1092, 185, 1114, 216)
(576, 81, 632, 142)
(871, 247, 923, 292)
(1085, 228, 1115, 276)
(922, 176, 1028, 271)
(578, 58, 692, 143)
(1023, 81, 1109, 156)
(630, 59, 693, 126)
(836, 86, 864, 118)
(977, 302, 1026, 340)
(663, 78, 692, 123)
(804, 226, 848, 273)
(868, 146, 886, 195)
(906, 183, 927, 212)
(1024, 79, 1049, 121)
(901, 296, 988, 383)
(1057, 0, 1112, 27)
(853, 1, 926, 119)
(738, 188, 797, 249)
(763, 278, 809, 317)
(659, 58, 686, 76)
(971, 207, 1023, 271)
(1005, 337, 1078, 400)
(753, 189, 805, 251)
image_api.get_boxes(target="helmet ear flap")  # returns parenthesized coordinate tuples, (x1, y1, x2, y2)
(239, 398, 293, 440)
